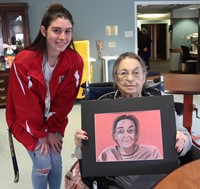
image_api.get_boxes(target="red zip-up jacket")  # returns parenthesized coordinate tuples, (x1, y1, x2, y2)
(6, 48, 83, 151)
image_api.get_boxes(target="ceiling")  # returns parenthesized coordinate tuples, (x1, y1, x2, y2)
(137, 4, 200, 14)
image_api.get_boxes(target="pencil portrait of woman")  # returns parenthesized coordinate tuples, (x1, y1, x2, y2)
(97, 114, 163, 162)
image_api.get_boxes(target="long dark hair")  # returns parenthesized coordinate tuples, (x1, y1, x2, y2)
(25, 3, 75, 51)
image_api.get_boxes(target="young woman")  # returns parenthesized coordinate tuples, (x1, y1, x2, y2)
(6, 3, 83, 189)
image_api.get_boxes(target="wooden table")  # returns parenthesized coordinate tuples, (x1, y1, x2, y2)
(162, 73, 200, 145)
(162, 74, 200, 132)
(153, 159, 200, 189)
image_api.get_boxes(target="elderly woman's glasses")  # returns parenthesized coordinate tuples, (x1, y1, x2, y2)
(116, 69, 144, 80)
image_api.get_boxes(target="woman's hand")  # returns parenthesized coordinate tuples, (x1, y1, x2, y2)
(175, 131, 187, 154)
(35, 136, 50, 157)
(74, 129, 88, 148)
(48, 132, 63, 154)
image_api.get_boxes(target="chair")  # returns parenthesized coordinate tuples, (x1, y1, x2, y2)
(179, 145, 200, 166)
(146, 70, 161, 78)
(81, 81, 114, 100)
(181, 45, 197, 74)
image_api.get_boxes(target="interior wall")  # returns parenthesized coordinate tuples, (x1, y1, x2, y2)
(0, 0, 136, 82)
(172, 17, 198, 49)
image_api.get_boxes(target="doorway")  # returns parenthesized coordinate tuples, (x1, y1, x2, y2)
(141, 24, 167, 61)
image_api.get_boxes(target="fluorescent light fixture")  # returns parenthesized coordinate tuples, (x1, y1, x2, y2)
(137, 13, 169, 19)
(140, 4, 148, 7)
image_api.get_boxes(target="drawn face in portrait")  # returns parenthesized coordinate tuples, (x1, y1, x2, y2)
(114, 119, 138, 149)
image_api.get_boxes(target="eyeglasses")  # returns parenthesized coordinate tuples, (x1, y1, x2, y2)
(116, 69, 144, 80)
(115, 126, 136, 135)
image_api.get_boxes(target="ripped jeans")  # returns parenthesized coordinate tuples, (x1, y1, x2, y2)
(28, 146, 62, 189)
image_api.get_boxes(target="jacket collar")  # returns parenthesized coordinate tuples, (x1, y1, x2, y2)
(26, 48, 73, 87)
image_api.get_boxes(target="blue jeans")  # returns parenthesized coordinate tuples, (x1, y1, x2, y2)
(28, 144, 62, 189)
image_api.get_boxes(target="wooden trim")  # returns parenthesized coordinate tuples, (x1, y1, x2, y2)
(0, 3, 28, 10)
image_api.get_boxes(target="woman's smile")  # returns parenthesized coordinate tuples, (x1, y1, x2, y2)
(55, 41, 67, 48)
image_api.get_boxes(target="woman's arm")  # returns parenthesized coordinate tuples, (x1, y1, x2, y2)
(175, 113, 192, 156)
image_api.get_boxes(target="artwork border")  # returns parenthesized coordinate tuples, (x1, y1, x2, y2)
(81, 95, 178, 177)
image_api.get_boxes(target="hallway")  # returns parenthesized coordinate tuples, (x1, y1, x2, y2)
(150, 59, 170, 73)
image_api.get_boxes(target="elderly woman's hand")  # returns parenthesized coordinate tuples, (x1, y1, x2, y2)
(175, 131, 187, 154)
(74, 129, 88, 148)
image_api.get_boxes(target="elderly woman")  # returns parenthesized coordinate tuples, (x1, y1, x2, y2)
(75, 52, 192, 189)
(98, 114, 162, 162)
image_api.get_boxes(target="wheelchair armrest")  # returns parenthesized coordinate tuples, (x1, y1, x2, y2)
(81, 81, 114, 89)
(179, 145, 200, 166)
